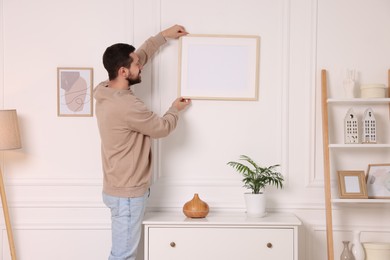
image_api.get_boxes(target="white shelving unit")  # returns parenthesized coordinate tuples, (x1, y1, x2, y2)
(321, 69, 390, 260)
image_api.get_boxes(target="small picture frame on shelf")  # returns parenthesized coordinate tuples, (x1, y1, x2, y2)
(366, 164, 390, 198)
(337, 171, 368, 199)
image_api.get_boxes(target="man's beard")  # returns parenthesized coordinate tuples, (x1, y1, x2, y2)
(126, 71, 142, 86)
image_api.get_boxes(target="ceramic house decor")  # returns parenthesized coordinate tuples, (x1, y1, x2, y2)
(362, 108, 376, 143)
(344, 108, 359, 144)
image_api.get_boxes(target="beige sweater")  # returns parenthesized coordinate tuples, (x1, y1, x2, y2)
(94, 33, 179, 197)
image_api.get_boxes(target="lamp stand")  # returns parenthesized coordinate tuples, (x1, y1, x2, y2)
(0, 167, 17, 260)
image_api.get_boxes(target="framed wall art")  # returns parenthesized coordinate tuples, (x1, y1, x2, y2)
(337, 171, 368, 199)
(57, 67, 94, 117)
(366, 163, 390, 198)
(178, 34, 260, 101)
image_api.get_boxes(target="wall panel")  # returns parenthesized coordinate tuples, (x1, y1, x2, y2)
(148, 0, 288, 211)
(0, 0, 389, 259)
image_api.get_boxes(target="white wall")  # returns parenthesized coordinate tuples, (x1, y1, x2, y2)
(0, 0, 390, 259)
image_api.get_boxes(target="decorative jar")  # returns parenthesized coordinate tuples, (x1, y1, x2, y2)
(360, 84, 387, 98)
(340, 241, 354, 260)
(183, 193, 209, 218)
(363, 242, 390, 260)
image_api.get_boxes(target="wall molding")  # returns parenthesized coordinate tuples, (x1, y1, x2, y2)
(7, 177, 102, 186)
(0, 0, 4, 109)
(2, 200, 328, 210)
(313, 224, 390, 233)
(151, 0, 162, 184)
(307, 0, 323, 188)
(4, 176, 330, 209)
(281, 0, 291, 185)
(1, 221, 110, 230)
(10, 200, 104, 209)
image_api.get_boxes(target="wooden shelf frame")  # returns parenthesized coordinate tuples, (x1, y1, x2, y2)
(321, 69, 390, 260)
(321, 69, 334, 260)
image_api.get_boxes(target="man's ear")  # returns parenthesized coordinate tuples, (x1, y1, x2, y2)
(119, 67, 128, 78)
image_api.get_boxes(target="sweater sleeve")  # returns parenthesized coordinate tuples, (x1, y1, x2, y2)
(124, 96, 179, 138)
(135, 33, 167, 66)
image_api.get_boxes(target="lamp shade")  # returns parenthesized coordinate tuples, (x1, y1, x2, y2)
(0, 110, 22, 150)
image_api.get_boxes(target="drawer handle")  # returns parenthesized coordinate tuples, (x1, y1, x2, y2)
(267, 242, 273, 248)
(170, 242, 176, 248)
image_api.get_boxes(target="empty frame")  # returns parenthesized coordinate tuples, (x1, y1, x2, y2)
(178, 34, 260, 101)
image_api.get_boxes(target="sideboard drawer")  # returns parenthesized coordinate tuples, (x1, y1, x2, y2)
(147, 227, 294, 260)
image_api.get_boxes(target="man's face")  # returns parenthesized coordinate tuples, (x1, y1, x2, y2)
(126, 52, 143, 86)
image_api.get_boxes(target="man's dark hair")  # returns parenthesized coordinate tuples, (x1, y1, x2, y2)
(103, 43, 135, 80)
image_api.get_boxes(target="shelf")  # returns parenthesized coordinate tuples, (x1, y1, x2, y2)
(332, 198, 390, 204)
(329, 144, 390, 148)
(327, 98, 390, 104)
(322, 69, 390, 260)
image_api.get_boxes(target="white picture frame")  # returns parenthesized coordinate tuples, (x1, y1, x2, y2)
(366, 164, 390, 198)
(178, 34, 260, 101)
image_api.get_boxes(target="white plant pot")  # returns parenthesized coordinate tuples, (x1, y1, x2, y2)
(244, 193, 266, 217)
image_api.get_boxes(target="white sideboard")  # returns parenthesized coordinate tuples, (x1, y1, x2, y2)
(143, 212, 302, 260)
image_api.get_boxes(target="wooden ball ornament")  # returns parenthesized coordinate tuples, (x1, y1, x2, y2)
(183, 193, 209, 218)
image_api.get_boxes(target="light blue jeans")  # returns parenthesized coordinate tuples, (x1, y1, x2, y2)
(103, 191, 148, 260)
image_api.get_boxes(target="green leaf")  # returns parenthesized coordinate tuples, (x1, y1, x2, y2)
(227, 155, 284, 194)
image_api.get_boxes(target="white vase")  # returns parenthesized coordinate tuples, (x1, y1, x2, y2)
(244, 193, 266, 217)
(352, 231, 365, 260)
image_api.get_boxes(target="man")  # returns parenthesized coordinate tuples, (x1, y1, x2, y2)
(94, 25, 191, 260)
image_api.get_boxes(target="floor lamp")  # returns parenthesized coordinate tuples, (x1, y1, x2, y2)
(0, 109, 22, 260)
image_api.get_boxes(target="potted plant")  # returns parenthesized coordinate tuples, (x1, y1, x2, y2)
(227, 155, 284, 217)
